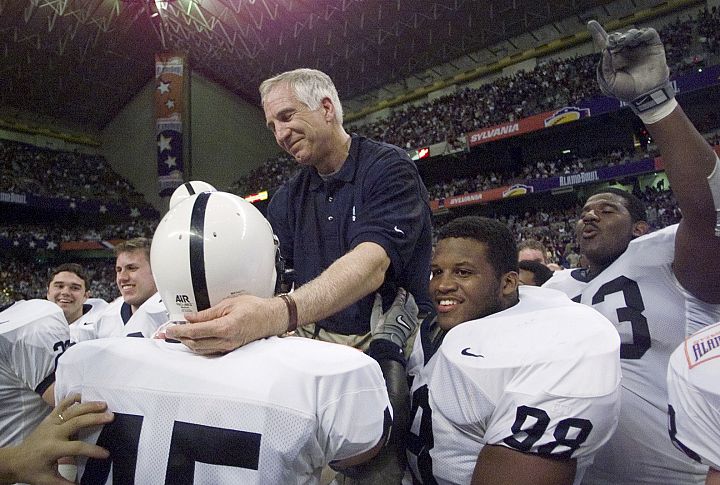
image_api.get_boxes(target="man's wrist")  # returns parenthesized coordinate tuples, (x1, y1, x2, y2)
(629, 79, 677, 123)
(638, 98, 678, 125)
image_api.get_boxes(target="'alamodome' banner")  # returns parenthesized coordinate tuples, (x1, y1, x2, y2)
(155, 53, 185, 197)
(429, 145, 720, 213)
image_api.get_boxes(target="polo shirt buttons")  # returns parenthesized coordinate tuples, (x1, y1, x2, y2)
(328, 216, 334, 221)
(327, 196, 333, 202)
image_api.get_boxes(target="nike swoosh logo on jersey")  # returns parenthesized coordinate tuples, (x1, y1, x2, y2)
(393, 226, 405, 235)
(461, 347, 484, 358)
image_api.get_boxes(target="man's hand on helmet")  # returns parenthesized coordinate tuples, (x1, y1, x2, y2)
(164, 294, 287, 354)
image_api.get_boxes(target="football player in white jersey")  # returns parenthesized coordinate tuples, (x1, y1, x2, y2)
(404, 216, 621, 485)
(55, 191, 393, 484)
(667, 322, 720, 485)
(94, 237, 168, 338)
(543, 21, 720, 485)
(46, 263, 108, 343)
(0, 299, 71, 448)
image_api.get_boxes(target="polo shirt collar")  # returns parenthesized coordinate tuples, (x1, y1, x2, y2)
(308, 135, 358, 191)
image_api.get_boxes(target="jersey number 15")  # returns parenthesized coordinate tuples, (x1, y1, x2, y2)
(81, 413, 261, 484)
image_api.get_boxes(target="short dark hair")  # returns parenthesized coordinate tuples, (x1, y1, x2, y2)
(115, 237, 152, 263)
(587, 186, 647, 223)
(437, 216, 518, 277)
(518, 260, 554, 286)
(48, 263, 89, 290)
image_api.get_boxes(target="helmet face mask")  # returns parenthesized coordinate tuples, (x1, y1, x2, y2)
(151, 191, 277, 322)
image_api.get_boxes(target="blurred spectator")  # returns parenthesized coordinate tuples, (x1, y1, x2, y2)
(518, 239, 549, 265)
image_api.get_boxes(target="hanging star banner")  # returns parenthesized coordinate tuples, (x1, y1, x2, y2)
(155, 53, 185, 196)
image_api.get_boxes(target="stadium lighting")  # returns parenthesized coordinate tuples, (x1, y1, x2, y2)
(245, 191, 269, 203)
(409, 147, 430, 161)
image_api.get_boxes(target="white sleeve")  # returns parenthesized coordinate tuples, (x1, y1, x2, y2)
(317, 358, 391, 463)
(9, 313, 70, 396)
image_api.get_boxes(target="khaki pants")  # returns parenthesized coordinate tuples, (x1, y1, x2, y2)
(294, 323, 418, 357)
(294, 324, 373, 351)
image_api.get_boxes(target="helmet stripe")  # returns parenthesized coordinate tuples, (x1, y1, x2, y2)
(184, 181, 196, 195)
(189, 192, 211, 311)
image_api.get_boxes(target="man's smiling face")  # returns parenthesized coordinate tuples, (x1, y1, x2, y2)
(430, 237, 504, 331)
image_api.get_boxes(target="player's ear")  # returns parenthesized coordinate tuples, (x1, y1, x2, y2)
(501, 271, 520, 297)
(632, 221, 650, 237)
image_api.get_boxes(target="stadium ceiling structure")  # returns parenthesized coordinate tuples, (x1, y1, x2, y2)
(0, 0, 622, 129)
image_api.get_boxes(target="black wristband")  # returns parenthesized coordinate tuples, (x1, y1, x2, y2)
(366, 339, 406, 367)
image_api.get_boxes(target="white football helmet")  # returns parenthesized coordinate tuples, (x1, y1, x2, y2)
(168, 181, 216, 210)
(151, 191, 277, 322)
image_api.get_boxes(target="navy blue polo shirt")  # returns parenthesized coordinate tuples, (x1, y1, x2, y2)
(267, 134, 433, 335)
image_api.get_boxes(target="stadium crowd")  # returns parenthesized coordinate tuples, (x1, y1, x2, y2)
(0, 218, 157, 245)
(425, 146, 646, 200)
(0, 139, 152, 209)
(353, 7, 720, 150)
(230, 8, 720, 197)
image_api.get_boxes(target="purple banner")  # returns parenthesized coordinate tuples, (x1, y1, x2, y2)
(674, 64, 720, 92)
(527, 158, 657, 192)
(0, 191, 158, 219)
(577, 96, 622, 117)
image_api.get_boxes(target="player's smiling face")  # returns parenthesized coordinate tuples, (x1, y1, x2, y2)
(47, 271, 88, 324)
(116, 250, 157, 311)
(430, 237, 504, 331)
